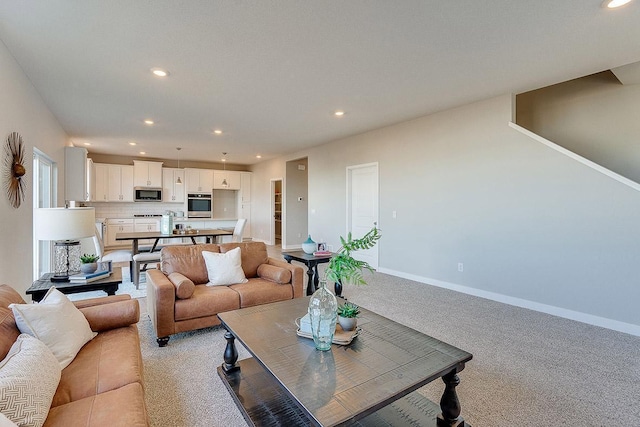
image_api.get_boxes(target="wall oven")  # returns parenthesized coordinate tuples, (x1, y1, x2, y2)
(187, 193, 212, 218)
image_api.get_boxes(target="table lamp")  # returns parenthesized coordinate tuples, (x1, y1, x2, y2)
(34, 207, 96, 282)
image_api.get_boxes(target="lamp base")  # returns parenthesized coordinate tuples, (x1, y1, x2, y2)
(50, 274, 70, 282)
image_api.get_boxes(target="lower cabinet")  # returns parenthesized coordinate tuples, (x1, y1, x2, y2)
(105, 219, 134, 248)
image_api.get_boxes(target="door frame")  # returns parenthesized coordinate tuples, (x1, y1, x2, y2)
(270, 177, 284, 246)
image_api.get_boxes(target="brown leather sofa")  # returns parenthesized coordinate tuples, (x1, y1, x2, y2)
(0, 284, 149, 426)
(146, 241, 304, 346)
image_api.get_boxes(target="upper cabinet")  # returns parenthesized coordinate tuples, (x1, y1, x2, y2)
(240, 172, 251, 203)
(133, 160, 163, 187)
(94, 163, 109, 201)
(163, 168, 185, 203)
(64, 147, 88, 202)
(108, 165, 134, 202)
(213, 170, 240, 190)
(185, 168, 214, 193)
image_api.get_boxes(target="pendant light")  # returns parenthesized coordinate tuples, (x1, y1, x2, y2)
(175, 147, 182, 184)
(221, 152, 229, 188)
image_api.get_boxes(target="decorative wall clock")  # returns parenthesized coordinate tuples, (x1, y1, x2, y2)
(3, 132, 26, 209)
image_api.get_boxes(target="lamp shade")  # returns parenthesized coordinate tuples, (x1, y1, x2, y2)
(34, 207, 95, 241)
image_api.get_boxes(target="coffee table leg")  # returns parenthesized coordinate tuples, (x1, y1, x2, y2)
(222, 330, 239, 373)
(437, 368, 471, 427)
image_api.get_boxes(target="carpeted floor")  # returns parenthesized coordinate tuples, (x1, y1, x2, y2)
(137, 269, 640, 426)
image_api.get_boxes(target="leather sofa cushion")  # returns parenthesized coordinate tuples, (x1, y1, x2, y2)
(219, 242, 268, 278)
(44, 383, 148, 427)
(257, 264, 292, 284)
(51, 325, 143, 407)
(174, 285, 240, 322)
(0, 284, 25, 361)
(230, 278, 293, 308)
(161, 244, 220, 284)
(167, 272, 195, 299)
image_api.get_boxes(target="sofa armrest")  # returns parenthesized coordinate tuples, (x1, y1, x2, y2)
(267, 258, 304, 298)
(79, 299, 139, 332)
(73, 294, 131, 310)
(146, 269, 177, 339)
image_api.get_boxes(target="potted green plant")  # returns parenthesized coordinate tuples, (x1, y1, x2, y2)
(80, 253, 99, 274)
(324, 226, 381, 292)
(337, 302, 360, 331)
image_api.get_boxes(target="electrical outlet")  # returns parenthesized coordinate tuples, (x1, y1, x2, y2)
(458, 263, 464, 272)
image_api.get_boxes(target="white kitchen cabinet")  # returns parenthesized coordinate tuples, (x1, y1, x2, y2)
(163, 168, 185, 203)
(185, 168, 214, 193)
(213, 170, 240, 190)
(134, 218, 160, 246)
(105, 218, 134, 248)
(240, 172, 251, 203)
(107, 165, 134, 202)
(239, 202, 251, 239)
(133, 160, 163, 187)
(86, 158, 95, 201)
(94, 163, 109, 201)
(64, 147, 88, 202)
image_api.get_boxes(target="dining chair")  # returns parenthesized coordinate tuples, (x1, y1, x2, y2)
(231, 218, 247, 242)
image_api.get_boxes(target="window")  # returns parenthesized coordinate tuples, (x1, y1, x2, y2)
(33, 148, 57, 279)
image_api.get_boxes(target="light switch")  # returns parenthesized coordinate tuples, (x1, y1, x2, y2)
(392, 210, 397, 219)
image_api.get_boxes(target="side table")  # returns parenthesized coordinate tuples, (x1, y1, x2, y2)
(282, 250, 334, 296)
(26, 269, 123, 302)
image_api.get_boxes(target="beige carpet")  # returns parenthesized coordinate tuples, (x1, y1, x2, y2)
(137, 270, 640, 426)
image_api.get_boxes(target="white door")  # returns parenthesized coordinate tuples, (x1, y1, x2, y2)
(347, 163, 379, 269)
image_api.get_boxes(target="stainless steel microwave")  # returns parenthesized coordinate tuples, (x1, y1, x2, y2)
(187, 193, 212, 218)
(134, 187, 162, 202)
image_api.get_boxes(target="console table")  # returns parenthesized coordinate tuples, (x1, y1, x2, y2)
(26, 269, 122, 302)
(282, 250, 334, 296)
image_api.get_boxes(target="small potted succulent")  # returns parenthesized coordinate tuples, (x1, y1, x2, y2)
(80, 253, 100, 274)
(337, 302, 360, 331)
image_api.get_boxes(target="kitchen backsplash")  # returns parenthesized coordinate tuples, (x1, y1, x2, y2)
(83, 202, 184, 219)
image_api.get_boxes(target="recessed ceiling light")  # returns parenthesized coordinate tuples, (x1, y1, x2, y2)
(221, 158, 226, 162)
(129, 141, 137, 146)
(256, 155, 262, 159)
(83, 142, 91, 146)
(213, 129, 223, 135)
(140, 151, 146, 155)
(144, 120, 154, 125)
(151, 68, 169, 77)
(334, 110, 345, 117)
(603, 0, 632, 7)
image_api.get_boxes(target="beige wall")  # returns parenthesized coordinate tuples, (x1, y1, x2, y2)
(516, 71, 640, 184)
(251, 94, 640, 333)
(0, 40, 69, 295)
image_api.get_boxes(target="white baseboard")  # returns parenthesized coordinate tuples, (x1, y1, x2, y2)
(377, 267, 640, 337)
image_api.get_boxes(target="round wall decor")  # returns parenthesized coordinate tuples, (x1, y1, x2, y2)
(3, 132, 26, 209)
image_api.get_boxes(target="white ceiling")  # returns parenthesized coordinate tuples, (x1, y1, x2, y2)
(1, 1, 639, 165)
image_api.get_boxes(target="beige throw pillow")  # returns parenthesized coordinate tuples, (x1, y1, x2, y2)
(257, 264, 292, 284)
(10, 287, 97, 369)
(167, 272, 196, 299)
(202, 247, 248, 286)
(0, 334, 61, 427)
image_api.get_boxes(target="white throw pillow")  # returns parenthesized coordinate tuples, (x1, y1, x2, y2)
(10, 287, 97, 369)
(202, 247, 248, 286)
(0, 334, 61, 427)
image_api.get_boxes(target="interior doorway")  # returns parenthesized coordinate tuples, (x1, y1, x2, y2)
(346, 162, 379, 269)
(271, 178, 283, 246)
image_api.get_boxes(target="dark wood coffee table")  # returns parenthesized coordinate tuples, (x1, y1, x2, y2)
(26, 269, 122, 302)
(217, 297, 473, 426)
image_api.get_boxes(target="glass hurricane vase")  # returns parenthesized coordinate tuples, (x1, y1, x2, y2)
(308, 280, 338, 351)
